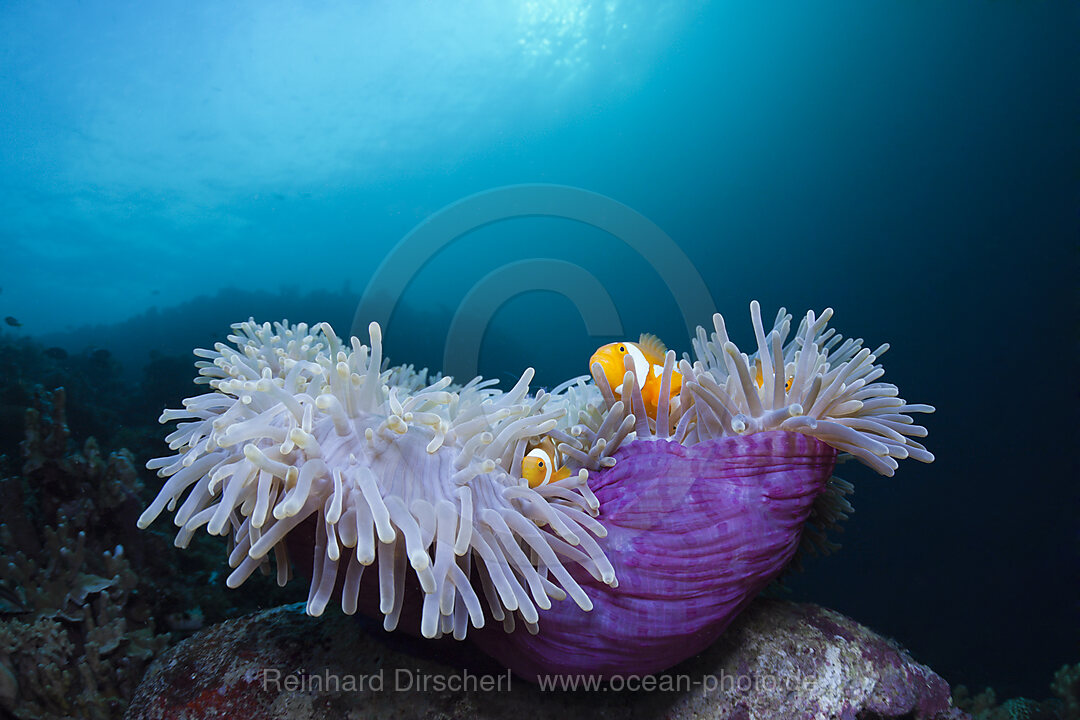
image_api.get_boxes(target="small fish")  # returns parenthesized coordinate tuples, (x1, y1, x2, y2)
(4, 316, 20, 327)
(164, 607, 204, 632)
(753, 358, 793, 392)
(590, 333, 683, 419)
(521, 437, 570, 488)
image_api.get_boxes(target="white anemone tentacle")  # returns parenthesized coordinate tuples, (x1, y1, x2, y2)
(139, 319, 616, 639)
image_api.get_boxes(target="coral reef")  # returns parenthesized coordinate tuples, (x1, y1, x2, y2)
(0, 330, 221, 474)
(952, 662, 1080, 720)
(0, 389, 170, 719)
(0, 326, 310, 719)
(1053, 664, 1080, 720)
(0, 330, 304, 616)
(0, 388, 284, 719)
(123, 598, 968, 720)
(0, 335, 128, 470)
(0, 526, 168, 719)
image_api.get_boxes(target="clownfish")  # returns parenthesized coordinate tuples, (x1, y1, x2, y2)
(753, 358, 794, 392)
(520, 436, 571, 488)
(590, 334, 682, 419)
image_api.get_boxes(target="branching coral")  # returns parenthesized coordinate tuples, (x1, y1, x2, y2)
(952, 662, 1080, 720)
(0, 389, 169, 720)
(0, 524, 168, 720)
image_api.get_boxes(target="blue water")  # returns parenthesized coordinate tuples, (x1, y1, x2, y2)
(2, 0, 1076, 698)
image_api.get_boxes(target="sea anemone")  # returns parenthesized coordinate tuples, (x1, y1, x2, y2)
(469, 301, 933, 678)
(139, 302, 933, 678)
(678, 302, 933, 475)
(137, 320, 619, 640)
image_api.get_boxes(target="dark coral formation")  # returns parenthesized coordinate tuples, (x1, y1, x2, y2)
(124, 599, 969, 720)
(953, 662, 1080, 720)
(0, 336, 128, 469)
(0, 367, 301, 719)
(0, 329, 303, 612)
(1053, 664, 1080, 720)
(0, 388, 170, 719)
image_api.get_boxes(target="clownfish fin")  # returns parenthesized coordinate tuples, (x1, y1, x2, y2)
(636, 333, 668, 365)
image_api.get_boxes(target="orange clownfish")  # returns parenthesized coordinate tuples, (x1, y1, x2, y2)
(521, 436, 571, 488)
(590, 334, 682, 419)
(753, 358, 794, 392)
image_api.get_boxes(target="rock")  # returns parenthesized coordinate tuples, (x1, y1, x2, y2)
(124, 598, 968, 720)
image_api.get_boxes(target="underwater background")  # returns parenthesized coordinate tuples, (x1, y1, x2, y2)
(0, 0, 1076, 709)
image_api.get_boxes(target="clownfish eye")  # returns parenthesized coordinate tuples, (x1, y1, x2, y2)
(619, 345, 626, 353)
(537, 461, 545, 468)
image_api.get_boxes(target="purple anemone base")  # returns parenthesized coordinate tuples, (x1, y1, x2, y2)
(470, 430, 837, 680)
